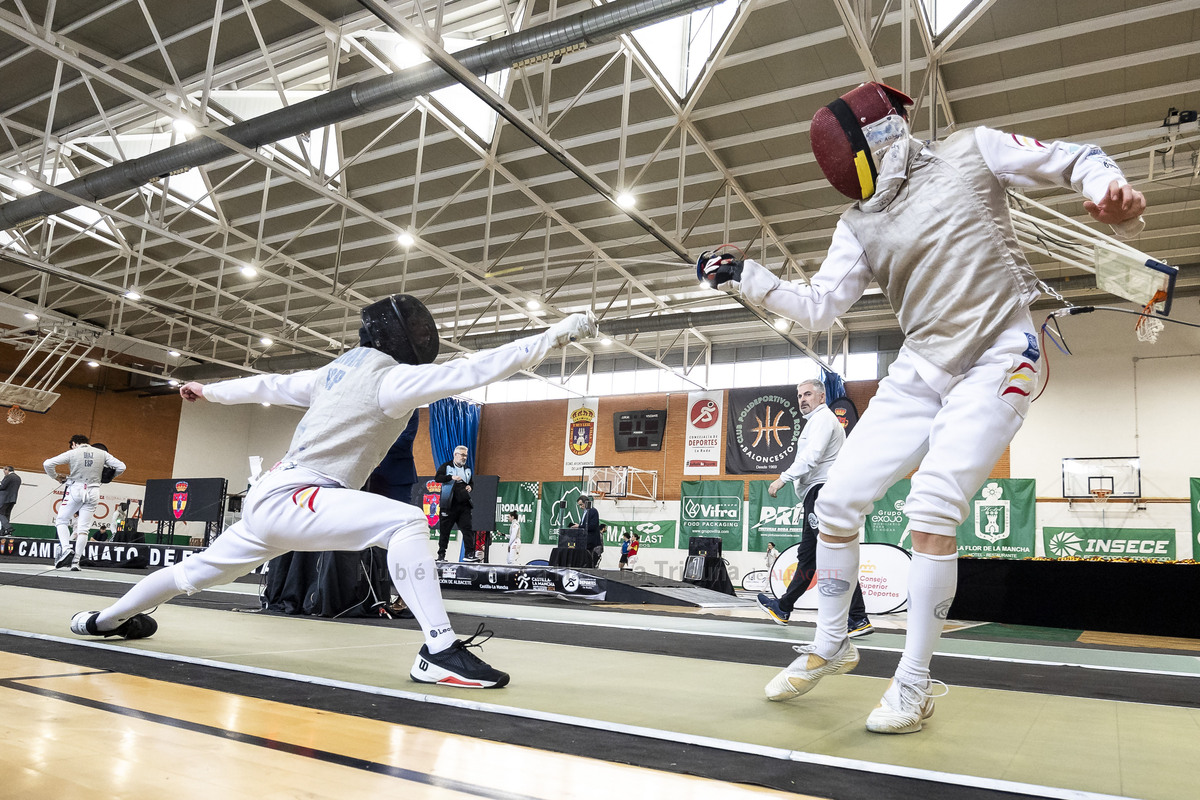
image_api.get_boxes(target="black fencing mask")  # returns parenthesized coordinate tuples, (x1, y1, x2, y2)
(359, 294, 440, 365)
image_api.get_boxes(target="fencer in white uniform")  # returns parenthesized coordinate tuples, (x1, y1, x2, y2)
(71, 294, 597, 690)
(44, 435, 126, 570)
(699, 83, 1147, 733)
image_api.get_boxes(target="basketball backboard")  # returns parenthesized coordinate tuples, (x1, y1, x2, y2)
(1062, 457, 1141, 500)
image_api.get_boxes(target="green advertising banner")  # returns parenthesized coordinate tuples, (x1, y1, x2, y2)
(495, 481, 539, 543)
(863, 478, 1036, 558)
(679, 480, 745, 552)
(864, 479, 911, 547)
(1191, 478, 1200, 544)
(747, 479, 805, 552)
(1043, 526, 1176, 561)
(599, 518, 676, 549)
(537, 481, 587, 545)
(959, 480, 1036, 558)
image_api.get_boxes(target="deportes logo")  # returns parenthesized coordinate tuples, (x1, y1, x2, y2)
(1047, 530, 1083, 557)
(689, 399, 719, 429)
(562, 571, 580, 593)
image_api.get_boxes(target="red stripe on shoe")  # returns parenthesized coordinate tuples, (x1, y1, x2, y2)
(438, 676, 486, 686)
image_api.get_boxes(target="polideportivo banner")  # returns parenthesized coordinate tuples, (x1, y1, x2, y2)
(495, 481, 538, 543)
(679, 479, 744, 552)
(563, 397, 599, 475)
(683, 390, 723, 475)
(864, 478, 1036, 558)
(746, 479, 805, 552)
(537, 480, 586, 545)
(724, 385, 804, 474)
(1043, 526, 1176, 561)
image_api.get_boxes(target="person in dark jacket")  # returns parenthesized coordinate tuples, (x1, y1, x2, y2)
(575, 495, 601, 567)
(435, 445, 474, 561)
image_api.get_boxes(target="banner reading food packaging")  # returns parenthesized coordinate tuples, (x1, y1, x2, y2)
(537, 480, 586, 545)
(747, 479, 804, 553)
(679, 479, 744, 552)
(724, 385, 804, 474)
(683, 391, 723, 475)
(564, 397, 599, 475)
(495, 481, 539, 544)
(1043, 526, 1176, 561)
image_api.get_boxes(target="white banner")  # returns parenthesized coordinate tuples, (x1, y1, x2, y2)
(7, 469, 146, 532)
(563, 397, 599, 475)
(683, 391, 723, 475)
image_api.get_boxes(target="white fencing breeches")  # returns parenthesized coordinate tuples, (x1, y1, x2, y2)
(55, 483, 100, 555)
(817, 320, 1039, 539)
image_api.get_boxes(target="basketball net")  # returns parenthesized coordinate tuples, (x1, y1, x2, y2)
(6, 405, 25, 425)
(1135, 291, 1167, 343)
(1090, 488, 1112, 506)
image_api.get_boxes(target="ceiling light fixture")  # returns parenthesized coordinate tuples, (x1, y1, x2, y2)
(260, 337, 273, 347)
(527, 299, 541, 310)
(172, 118, 196, 135)
(168, 350, 180, 358)
(601, 337, 613, 346)
(124, 290, 141, 301)
(397, 232, 415, 248)
(23, 312, 38, 320)
(12, 177, 32, 193)
(240, 264, 257, 277)
(616, 191, 636, 209)
(87, 361, 99, 368)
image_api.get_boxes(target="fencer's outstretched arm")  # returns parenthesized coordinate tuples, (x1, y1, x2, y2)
(737, 224, 874, 332)
(180, 369, 320, 407)
(378, 313, 597, 414)
(974, 127, 1146, 237)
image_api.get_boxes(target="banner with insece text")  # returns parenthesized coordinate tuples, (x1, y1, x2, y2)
(563, 397, 599, 476)
(683, 391, 723, 475)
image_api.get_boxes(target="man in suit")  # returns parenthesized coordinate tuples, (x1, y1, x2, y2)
(435, 445, 475, 561)
(0, 466, 20, 534)
(575, 495, 601, 567)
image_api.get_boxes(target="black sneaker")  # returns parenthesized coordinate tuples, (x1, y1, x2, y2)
(54, 550, 74, 569)
(756, 593, 790, 625)
(69, 611, 158, 639)
(848, 617, 874, 638)
(410, 623, 509, 689)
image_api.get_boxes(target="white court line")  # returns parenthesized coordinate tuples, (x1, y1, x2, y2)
(446, 601, 1200, 679)
(0, 628, 1139, 800)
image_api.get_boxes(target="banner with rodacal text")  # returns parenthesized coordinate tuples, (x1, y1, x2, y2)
(1191, 478, 1200, 543)
(1043, 526, 1176, 561)
(563, 397, 599, 476)
(495, 481, 539, 544)
(724, 385, 804, 474)
(747, 479, 805, 553)
(864, 478, 1036, 558)
(683, 391, 723, 475)
(538, 481, 587, 545)
(678, 479, 744, 552)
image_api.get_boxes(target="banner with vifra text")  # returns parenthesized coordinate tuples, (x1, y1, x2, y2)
(683, 390, 723, 475)
(563, 397, 599, 476)
(679, 480, 744, 552)
(495, 481, 539, 544)
(724, 385, 804, 474)
(747, 479, 805, 552)
(538, 481, 586, 545)
(864, 478, 1036, 558)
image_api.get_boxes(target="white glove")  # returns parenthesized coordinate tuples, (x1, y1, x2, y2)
(548, 311, 599, 348)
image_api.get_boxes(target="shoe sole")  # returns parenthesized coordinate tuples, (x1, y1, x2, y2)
(765, 645, 860, 702)
(848, 625, 873, 638)
(410, 655, 509, 689)
(755, 597, 789, 626)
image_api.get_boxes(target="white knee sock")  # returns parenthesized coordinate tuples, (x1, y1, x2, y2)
(72, 533, 87, 562)
(95, 567, 184, 630)
(55, 524, 71, 551)
(388, 525, 454, 654)
(896, 550, 958, 685)
(812, 538, 860, 659)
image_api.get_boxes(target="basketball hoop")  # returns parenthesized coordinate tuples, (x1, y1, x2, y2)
(6, 405, 25, 425)
(1090, 488, 1112, 506)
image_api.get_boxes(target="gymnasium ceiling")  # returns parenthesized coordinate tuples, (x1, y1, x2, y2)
(0, 0, 1197, 398)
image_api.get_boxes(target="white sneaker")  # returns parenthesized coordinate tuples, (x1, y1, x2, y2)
(866, 677, 949, 734)
(764, 639, 859, 702)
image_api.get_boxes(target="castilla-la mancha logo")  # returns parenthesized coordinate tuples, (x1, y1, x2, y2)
(974, 481, 1009, 544)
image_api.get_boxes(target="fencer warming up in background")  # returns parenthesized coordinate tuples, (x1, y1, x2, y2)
(44, 435, 126, 571)
(70, 294, 597, 690)
(699, 83, 1146, 734)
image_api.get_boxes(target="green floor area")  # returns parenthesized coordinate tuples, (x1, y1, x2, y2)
(4, 582, 1200, 799)
(945, 622, 1085, 643)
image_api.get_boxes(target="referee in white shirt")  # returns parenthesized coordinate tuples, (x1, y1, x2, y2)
(756, 380, 871, 637)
